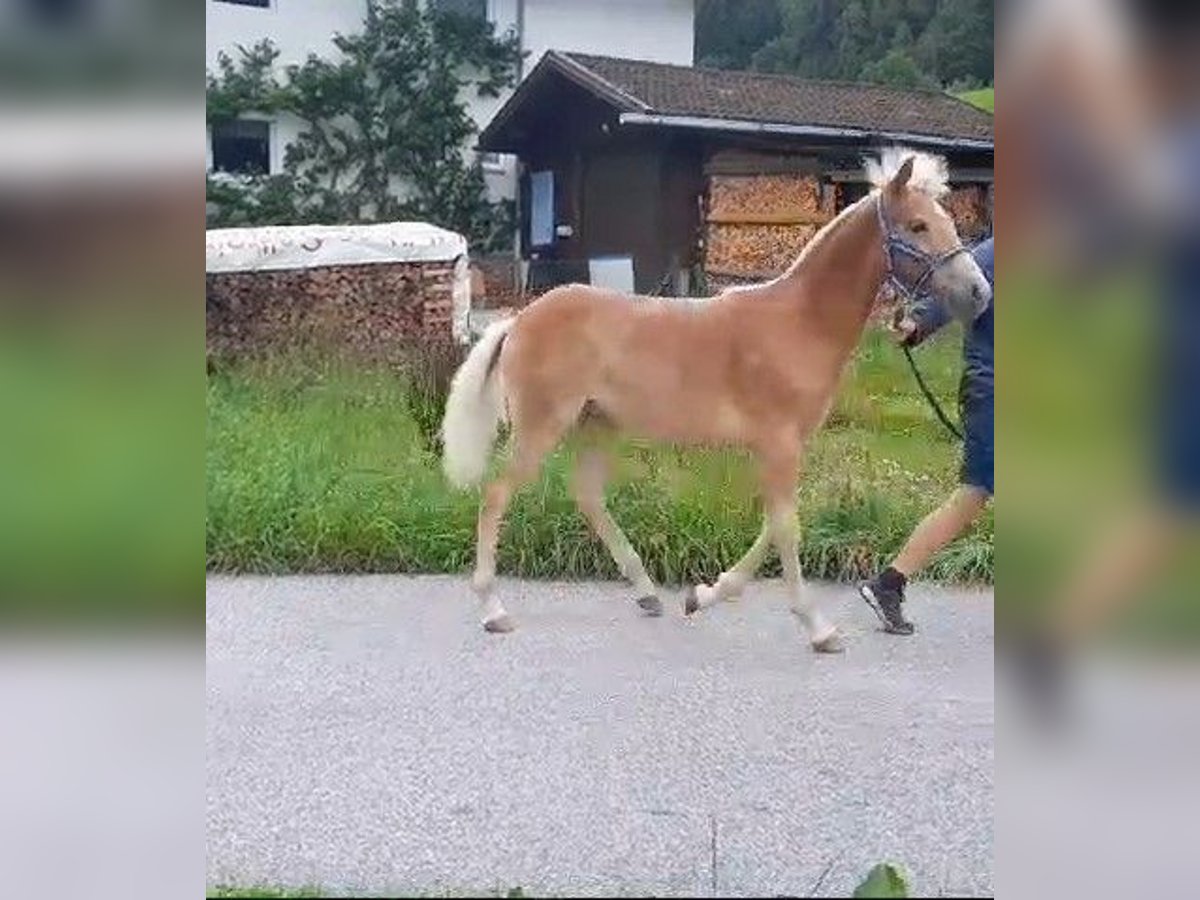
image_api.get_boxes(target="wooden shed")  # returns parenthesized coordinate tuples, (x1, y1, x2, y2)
(477, 52, 993, 296)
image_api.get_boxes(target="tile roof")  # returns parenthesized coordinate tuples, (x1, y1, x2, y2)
(482, 51, 993, 148)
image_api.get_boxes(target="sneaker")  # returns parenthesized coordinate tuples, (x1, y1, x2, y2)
(859, 572, 915, 635)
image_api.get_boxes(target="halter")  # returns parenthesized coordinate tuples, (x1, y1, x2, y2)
(876, 192, 971, 307)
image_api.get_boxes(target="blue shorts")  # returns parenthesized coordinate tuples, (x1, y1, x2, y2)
(959, 374, 994, 495)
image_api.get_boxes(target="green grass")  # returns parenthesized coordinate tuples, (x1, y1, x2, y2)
(957, 87, 993, 112)
(206, 328, 992, 584)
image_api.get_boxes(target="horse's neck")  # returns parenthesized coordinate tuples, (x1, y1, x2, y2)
(778, 197, 885, 344)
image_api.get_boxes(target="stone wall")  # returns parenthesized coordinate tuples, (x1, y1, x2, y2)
(206, 260, 458, 362)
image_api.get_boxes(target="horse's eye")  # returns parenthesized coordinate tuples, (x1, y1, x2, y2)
(909, 220, 928, 234)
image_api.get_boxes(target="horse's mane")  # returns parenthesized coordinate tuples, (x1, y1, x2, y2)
(864, 147, 950, 199)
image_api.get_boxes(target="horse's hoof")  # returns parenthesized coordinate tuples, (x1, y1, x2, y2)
(683, 586, 701, 616)
(482, 614, 516, 634)
(811, 630, 845, 654)
(636, 595, 663, 617)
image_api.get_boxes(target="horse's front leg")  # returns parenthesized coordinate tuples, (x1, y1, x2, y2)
(684, 519, 771, 615)
(758, 446, 843, 653)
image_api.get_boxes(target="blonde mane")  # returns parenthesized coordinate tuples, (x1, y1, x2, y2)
(864, 147, 951, 199)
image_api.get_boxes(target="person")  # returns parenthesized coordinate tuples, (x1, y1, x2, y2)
(859, 235, 994, 634)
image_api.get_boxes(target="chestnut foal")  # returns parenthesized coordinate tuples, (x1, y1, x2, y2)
(441, 149, 990, 652)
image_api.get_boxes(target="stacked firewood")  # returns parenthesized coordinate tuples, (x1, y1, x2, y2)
(703, 174, 837, 279)
(944, 184, 992, 241)
(206, 261, 457, 363)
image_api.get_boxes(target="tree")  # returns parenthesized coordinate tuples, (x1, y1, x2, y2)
(702, 0, 991, 93)
(915, 0, 993, 88)
(695, 0, 782, 70)
(205, 0, 523, 252)
(860, 48, 937, 89)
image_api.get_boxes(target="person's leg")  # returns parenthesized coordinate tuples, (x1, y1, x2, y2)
(861, 486, 989, 634)
(862, 376, 993, 634)
(892, 485, 991, 577)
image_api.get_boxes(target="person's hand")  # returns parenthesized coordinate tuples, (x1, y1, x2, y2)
(889, 315, 918, 346)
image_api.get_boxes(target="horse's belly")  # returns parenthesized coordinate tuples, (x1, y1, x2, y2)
(594, 388, 749, 445)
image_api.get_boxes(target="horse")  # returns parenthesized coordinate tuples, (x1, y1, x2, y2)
(440, 148, 991, 653)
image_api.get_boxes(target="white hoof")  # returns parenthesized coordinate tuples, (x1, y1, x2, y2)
(811, 628, 844, 654)
(482, 613, 516, 634)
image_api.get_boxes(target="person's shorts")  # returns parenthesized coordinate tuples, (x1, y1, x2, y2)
(959, 374, 994, 496)
(1156, 384, 1200, 513)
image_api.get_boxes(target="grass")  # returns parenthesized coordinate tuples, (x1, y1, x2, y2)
(206, 327, 992, 585)
(957, 87, 994, 112)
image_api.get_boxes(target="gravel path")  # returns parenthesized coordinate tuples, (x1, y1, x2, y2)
(206, 575, 993, 897)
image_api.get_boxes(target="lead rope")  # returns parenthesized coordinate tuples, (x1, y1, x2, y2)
(902, 343, 964, 442)
(876, 194, 967, 443)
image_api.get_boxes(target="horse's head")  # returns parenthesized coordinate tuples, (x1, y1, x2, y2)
(869, 149, 991, 323)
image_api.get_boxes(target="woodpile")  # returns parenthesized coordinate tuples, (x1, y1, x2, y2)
(944, 184, 991, 242)
(206, 261, 457, 363)
(703, 173, 837, 279)
(470, 255, 527, 310)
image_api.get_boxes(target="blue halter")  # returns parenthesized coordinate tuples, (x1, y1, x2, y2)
(876, 193, 971, 306)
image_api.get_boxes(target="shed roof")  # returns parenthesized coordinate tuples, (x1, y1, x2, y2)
(479, 52, 993, 153)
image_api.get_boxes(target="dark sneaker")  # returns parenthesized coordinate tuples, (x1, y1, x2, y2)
(859, 574, 915, 635)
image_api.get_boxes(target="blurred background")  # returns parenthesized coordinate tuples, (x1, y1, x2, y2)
(0, 0, 199, 624)
(1001, 0, 1200, 897)
(0, 3, 199, 899)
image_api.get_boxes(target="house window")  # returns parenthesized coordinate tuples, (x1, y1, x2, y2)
(529, 170, 555, 247)
(210, 119, 271, 175)
(215, 0, 270, 7)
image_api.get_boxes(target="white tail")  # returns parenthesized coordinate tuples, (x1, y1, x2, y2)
(441, 317, 514, 489)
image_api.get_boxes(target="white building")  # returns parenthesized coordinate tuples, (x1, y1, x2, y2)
(206, 0, 695, 201)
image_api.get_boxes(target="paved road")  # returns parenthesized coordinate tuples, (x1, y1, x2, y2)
(206, 576, 993, 897)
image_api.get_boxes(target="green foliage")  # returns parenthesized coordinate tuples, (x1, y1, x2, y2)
(403, 340, 468, 455)
(853, 863, 910, 898)
(206, 331, 993, 583)
(860, 48, 936, 90)
(205, 40, 288, 125)
(205, 1, 522, 251)
(958, 87, 994, 112)
(695, 0, 782, 69)
(699, 0, 992, 92)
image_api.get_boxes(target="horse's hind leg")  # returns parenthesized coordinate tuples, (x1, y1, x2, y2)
(571, 435, 661, 617)
(685, 519, 771, 615)
(473, 409, 570, 633)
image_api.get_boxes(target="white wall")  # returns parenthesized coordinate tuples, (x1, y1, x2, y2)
(521, 0, 694, 71)
(206, 0, 366, 69)
(207, 0, 696, 196)
(207, 0, 367, 175)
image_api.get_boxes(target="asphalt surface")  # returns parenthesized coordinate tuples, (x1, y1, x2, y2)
(206, 575, 993, 897)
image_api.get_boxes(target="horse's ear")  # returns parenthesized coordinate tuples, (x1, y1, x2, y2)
(889, 156, 916, 194)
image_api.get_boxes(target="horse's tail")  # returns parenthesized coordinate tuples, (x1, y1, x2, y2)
(440, 316, 514, 489)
